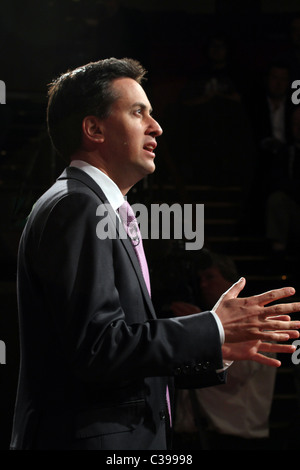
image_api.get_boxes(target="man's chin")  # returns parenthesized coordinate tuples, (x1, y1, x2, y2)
(141, 161, 156, 176)
(132, 162, 156, 186)
(148, 162, 156, 174)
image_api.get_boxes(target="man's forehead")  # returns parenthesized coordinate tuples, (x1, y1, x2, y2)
(111, 77, 151, 105)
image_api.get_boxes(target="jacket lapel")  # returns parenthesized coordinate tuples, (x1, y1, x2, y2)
(57, 167, 156, 319)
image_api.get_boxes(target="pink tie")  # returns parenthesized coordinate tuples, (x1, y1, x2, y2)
(118, 200, 151, 296)
(118, 200, 172, 426)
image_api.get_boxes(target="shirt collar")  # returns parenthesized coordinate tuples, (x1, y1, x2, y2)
(69, 160, 125, 211)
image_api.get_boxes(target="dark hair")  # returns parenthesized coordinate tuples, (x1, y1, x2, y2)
(47, 57, 147, 159)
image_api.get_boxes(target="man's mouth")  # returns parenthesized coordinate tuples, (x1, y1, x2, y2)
(143, 142, 157, 155)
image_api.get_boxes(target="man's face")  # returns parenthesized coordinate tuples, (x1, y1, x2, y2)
(100, 77, 162, 192)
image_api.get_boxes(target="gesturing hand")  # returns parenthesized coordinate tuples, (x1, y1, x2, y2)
(213, 277, 300, 343)
(222, 339, 297, 367)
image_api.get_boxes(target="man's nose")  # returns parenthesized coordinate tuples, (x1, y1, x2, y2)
(148, 116, 163, 137)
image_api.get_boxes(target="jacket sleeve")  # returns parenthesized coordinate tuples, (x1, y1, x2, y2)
(29, 191, 225, 387)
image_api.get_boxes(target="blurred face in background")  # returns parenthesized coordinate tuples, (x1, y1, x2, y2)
(208, 38, 228, 68)
(292, 108, 300, 144)
(197, 266, 232, 309)
(267, 67, 290, 100)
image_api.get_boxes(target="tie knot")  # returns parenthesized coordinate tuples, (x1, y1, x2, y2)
(118, 200, 136, 226)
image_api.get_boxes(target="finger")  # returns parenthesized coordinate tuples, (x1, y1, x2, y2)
(251, 353, 281, 367)
(261, 317, 300, 331)
(278, 330, 300, 339)
(263, 302, 300, 317)
(256, 328, 300, 342)
(258, 342, 297, 354)
(267, 315, 291, 321)
(252, 287, 296, 306)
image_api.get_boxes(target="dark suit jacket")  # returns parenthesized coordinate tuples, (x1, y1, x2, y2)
(249, 95, 293, 152)
(10, 167, 225, 450)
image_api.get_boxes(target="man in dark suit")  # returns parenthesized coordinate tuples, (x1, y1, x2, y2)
(10, 58, 300, 450)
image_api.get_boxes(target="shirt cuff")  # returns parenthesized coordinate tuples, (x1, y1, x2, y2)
(210, 309, 225, 344)
(210, 310, 233, 372)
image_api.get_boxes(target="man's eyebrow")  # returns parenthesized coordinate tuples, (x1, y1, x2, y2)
(132, 102, 153, 114)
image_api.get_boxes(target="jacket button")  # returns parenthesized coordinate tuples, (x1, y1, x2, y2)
(159, 410, 166, 420)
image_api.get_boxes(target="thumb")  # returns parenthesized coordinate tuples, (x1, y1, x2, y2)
(224, 277, 246, 299)
(213, 277, 246, 313)
(213, 277, 246, 312)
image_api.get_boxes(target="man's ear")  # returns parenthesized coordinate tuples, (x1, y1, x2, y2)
(82, 115, 104, 144)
